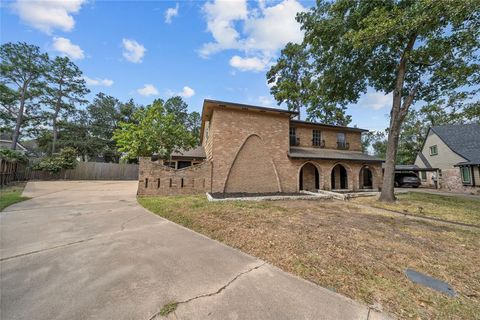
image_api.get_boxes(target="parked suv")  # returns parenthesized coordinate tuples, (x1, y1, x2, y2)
(394, 172, 421, 188)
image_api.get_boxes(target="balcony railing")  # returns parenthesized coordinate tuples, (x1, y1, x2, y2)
(337, 141, 350, 150)
(290, 136, 300, 146)
(312, 139, 325, 148)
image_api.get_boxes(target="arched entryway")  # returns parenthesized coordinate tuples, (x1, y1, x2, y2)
(299, 163, 320, 191)
(331, 164, 348, 190)
(359, 165, 373, 189)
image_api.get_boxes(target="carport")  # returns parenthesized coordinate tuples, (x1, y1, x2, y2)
(391, 164, 440, 189)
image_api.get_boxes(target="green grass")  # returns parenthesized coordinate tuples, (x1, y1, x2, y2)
(159, 302, 178, 316)
(357, 192, 480, 226)
(0, 183, 29, 211)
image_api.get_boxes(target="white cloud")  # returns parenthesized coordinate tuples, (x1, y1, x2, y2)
(13, 0, 86, 34)
(200, 0, 306, 71)
(137, 84, 158, 96)
(179, 86, 195, 98)
(165, 3, 179, 24)
(229, 55, 266, 72)
(83, 76, 113, 87)
(122, 38, 146, 63)
(359, 91, 392, 110)
(258, 96, 273, 106)
(52, 37, 84, 60)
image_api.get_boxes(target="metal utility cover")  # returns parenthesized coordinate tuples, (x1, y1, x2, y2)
(405, 268, 456, 297)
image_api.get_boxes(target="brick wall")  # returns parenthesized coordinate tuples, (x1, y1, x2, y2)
(440, 168, 480, 194)
(137, 157, 212, 196)
(294, 125, 362, 151)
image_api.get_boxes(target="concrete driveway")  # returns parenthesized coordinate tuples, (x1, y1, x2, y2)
(1, 181, 390, 320)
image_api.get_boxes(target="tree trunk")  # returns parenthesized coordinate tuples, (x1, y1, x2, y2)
(51, 116, 58, 155)
(11, 86, 26, 150)
(379, 34, 417, 202)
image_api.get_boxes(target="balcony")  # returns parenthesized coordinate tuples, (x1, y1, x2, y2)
(337, 141, 350, 150)
(290, 136, 300, 146)
(312, 139, 325, 148)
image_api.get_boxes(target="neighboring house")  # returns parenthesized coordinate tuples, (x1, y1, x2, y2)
(0, 139, 28, 155)
(138, 99, 383, 196)
(414, 124, 480, 193)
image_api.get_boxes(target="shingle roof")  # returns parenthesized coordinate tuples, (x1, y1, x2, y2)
(431, 124, 480, 165)
(288, 147, 383, 162)
(171, 145, 206, 159)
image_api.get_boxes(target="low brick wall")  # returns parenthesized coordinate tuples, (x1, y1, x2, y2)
(137, 157, 212, 196)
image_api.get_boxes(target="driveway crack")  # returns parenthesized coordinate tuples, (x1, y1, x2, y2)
(121, 214, 144, 231)
(148, 262, 266, 319)
(0, 237, 96, 262)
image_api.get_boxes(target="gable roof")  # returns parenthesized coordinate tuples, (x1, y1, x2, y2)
(430, 124, 480, 165)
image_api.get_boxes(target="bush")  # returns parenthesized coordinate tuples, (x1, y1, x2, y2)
(0, 148, 28, 163)
(32, 147, 78, 173)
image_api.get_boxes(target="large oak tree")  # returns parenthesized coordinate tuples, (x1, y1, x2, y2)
(269, 0, 480, 202)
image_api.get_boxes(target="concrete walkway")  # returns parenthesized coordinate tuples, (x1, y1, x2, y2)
(1, 181, 391, 320)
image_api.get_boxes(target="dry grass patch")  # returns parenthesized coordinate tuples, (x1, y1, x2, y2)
(352, 192, 480, 226)
(138, 196, 480, 320)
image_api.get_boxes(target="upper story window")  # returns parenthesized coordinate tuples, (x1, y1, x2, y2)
(430, 145, 438, 156)
(336, 132, 349, 150)
(312, 129, 323, 147)
(290, 127, 299, 146)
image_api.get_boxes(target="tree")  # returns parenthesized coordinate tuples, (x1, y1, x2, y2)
(275, 0, 479, 202)
(187, 111, 201, 144)
(44, 56, 89, 154)
(113, 99, 196, 160)
(267, 43, 352, 125)
(0, 42, 49, 149)
(87, 93, 138, 162)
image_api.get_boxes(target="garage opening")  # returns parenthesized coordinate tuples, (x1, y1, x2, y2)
(359, 165, 373, 189)
(299, 163, 320, 191)
(331, 164, 348, 190)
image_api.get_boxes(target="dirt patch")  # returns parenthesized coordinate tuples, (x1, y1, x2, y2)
(139, 196, 480, 319)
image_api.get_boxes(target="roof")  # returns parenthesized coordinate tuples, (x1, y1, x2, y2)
(288, 147, 383, 162)
(0, 140, 28, 152)
(171, 145, 206, 159)
(290, 119, 368, 133)
(430, 124, 480, 165)
(381, 164, 439, 171)
(200, 99, 298, 143)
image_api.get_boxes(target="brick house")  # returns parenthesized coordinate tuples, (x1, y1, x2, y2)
(138, 99, 384, 196)
(414, 124, 480, 193)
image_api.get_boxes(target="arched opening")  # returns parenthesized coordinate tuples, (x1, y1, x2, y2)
(299, 163, 320, 191)
(359, 165, 373, 189)
(331, 164, 348, 190)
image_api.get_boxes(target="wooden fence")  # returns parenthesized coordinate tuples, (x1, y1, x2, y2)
(1, 161, 138, 186)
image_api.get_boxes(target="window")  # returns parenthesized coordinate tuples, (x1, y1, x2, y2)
(337, 132, 346, 143)
(430, 145, 438, 156)
(177, 161, 192, 169)
(289, 127, 298, 145)
(336, 132, 348, 149)
(312, 129, 322, 146)
(164, 161, 176, 169)
(420, 171, 427, 181)
(461, 167, 472, 184)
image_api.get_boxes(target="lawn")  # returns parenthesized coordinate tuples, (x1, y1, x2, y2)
(139, 195, 480, 320)
(352, 192, 480, 226)
(0, 183, 29, 211)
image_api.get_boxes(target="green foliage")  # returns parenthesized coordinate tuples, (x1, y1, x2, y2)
(0, 42, 49, 149)
(113, 99, 196, 160)
(43, 56, 89, 154)
(32, 147, 78, 173)
(0, 148, 28, 163)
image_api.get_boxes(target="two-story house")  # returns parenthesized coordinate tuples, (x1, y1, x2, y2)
(415, 124, 480, 193)
(138, 99, 383, 196)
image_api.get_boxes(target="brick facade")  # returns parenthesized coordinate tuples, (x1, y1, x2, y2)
(138, 101, 383, 196)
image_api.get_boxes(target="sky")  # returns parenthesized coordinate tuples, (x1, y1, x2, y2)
(1, 0, 393, 131)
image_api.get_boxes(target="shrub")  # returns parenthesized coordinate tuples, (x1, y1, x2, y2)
(32, 147, 78, 173)
(0, 148, 28, 163)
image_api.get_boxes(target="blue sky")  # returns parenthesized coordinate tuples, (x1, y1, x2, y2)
(1, 0, 392, 131)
